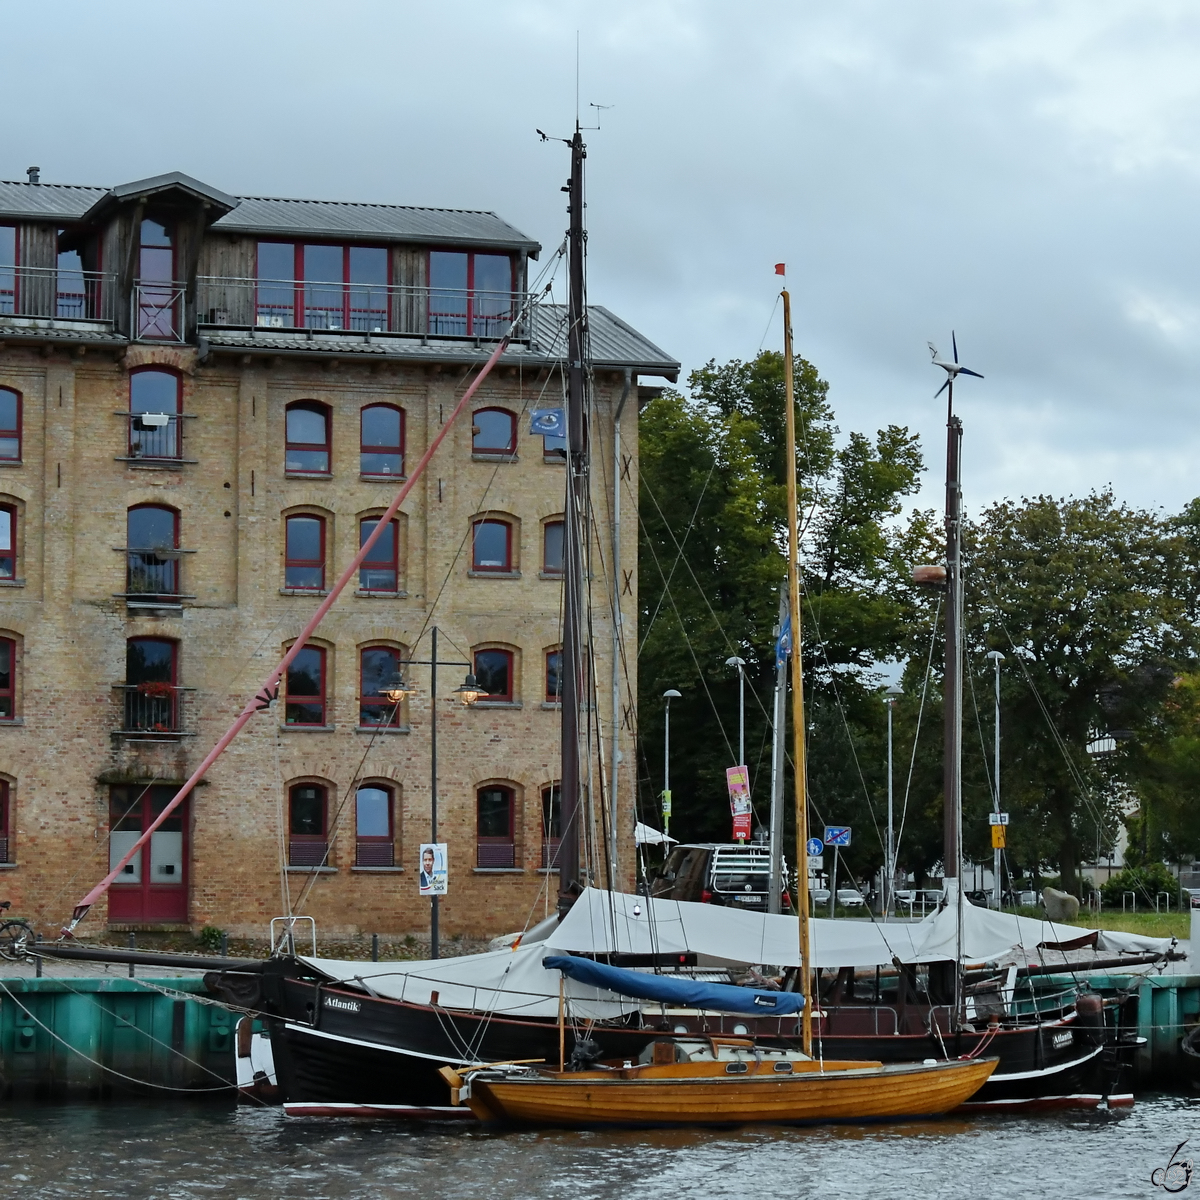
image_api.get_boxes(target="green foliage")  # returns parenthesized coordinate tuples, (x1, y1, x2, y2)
(1098, 863, 1183, 909)
(198, 925, 224, 953)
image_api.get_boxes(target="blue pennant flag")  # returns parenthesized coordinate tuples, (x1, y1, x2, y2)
(530, 408, 566, 437)
(775, 613, 792, 668)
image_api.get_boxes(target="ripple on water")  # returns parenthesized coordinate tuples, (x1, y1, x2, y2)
(1, 1093, 1196, 1199)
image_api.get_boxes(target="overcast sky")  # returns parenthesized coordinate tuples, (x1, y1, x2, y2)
(10, 1, 1200, 515)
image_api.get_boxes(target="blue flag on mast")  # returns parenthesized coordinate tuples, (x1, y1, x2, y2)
(775, 613, 792, 668)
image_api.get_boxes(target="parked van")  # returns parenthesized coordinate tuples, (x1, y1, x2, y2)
(649, 843, 791, 911)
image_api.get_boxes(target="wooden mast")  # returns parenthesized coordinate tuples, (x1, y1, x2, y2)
(782, 289, 813, 1056)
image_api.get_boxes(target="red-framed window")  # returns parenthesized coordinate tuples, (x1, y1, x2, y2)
(286, 401, 331, 473)
(0, 637, 14, 721)
(477, 785, 515, 867)
(541, 783, 561, 869)
(124, 636, 178, 733)
(108, 785, 189, 921)
(0, 505, 15, 580)
(474, 648, 513, 703)
(127, 504, 180, 598)
(285, 515, 325, 590)
(355, 783, 395, 866)
(545, 648, 562, 704)
(359, 645, 404, 727)
(0, 387, 21, 461)
(289, 783, 329, 866)
(0, 226, 15, 315)
(361, 404, 404, 476)
(129, 368, 181, 460)
(0, 779, 9, 864)
(428, 251, 514, 337)
(472, 518, 512, 572)
(472, 408, 517, 454)
(286, 645, 327, 725)
(137, 218, 177, 339)
(359, 517, 399, 592)
(542, 519, 564, 575)
(256, 242, 389, 332)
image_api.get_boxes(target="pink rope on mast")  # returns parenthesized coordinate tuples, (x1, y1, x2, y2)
(68, 337, 512, 929)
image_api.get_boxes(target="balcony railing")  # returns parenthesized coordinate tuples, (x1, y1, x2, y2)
(477, 840, 516, 869)
(356, 840, 395, 867)
(196, 276, 530, 341)
(289, 840, 329, 867)
(133, 282, 187, 342)
(0, 265, 116, 323)
(122, 413, 192, 463)
(540, 838, 562, 870)
(113, 684, 196, 738)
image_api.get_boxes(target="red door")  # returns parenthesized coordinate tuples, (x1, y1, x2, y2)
(108, 786, 189, 922)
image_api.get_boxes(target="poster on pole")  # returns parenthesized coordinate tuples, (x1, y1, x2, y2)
(727, 765, 752, 841)
(419, 843, 448, 895)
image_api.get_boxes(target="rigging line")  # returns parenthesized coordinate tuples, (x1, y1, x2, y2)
(965, 654, 995, 802)
(892, 596, 942, 872)
(635, 505, 736, 763)
(757, 294, 783, 354)
(636, 459, 718, 657)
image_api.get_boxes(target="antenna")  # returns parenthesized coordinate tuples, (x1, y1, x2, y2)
(576, 30, 580, 124)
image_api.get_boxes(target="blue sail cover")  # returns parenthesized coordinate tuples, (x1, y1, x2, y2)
(542, 956, 804, 1016)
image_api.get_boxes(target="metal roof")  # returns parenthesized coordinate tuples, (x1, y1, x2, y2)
(0, 176, 541, 254)
(533, 304, 679, 378)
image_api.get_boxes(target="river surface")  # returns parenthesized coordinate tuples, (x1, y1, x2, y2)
(1, 1093, 1196, 1199)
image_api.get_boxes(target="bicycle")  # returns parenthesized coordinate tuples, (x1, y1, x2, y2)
(0, 901, 38, 961)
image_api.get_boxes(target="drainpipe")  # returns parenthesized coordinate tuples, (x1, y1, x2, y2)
(610, 368, 633, 889)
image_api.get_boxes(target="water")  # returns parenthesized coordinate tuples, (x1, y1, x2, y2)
(1, 1094, 1195, 1199)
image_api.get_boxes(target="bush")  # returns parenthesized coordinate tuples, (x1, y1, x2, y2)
(198, 925, 225, 953)
(1099, 863, 1183, 909)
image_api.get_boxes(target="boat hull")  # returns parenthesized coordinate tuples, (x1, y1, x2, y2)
(462, 1057, 999, 1128)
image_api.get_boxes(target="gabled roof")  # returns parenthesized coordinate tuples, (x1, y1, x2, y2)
(101, 171, 238, 212)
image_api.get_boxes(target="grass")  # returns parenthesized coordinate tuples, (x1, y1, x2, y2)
(1006, 905, 1188, 939)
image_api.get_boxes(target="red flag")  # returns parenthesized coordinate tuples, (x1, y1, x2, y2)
(775, 263, 786, 275)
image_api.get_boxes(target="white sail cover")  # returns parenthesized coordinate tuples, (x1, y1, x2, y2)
(300, 941, 638, 1020)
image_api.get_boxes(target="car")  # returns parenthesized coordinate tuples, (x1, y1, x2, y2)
(810, 888, 831, 906)
(836, 888, 866, 908)
(649, 843, 792, 912)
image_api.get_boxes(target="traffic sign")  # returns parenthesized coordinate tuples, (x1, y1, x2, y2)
(806, 837, 823, 857)
(988, 812, 1009, 826)
(991, 825, 1006, 849)
(823, 826, 851, 847)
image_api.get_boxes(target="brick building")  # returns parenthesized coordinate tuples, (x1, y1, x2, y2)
(0, 169, 677, 939)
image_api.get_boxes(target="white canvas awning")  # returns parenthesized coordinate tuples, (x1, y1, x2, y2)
(634, 822, 677, 846)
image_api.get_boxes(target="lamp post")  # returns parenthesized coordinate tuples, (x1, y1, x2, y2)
(662, 689, 681, 839)
(383, 625, 485, 960)
(725, 656, 746, 768)
(986, 650, 1004, 909)
(884, 683, 903, 917)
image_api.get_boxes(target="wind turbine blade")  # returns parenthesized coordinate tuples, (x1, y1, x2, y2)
(927, 342, 939, 360)
(952, 330, 959, 363)
(934, 379, 950, 398)
(958, 367, 985, 379)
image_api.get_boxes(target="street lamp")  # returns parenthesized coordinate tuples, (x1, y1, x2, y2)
(662, 689, 681, 839)
(398, 627, 485, 959)
(884, 683, 903, 917)
(985, 651, 1004, 908)
(725, 656, 747, 768)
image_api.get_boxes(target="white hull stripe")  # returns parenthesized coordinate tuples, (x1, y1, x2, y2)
(284, 1022, 477, 1065)
(989, 1044, 1102, 1082)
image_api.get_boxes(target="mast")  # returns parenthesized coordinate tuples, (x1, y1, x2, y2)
(943, 390, 963, 884)
(558, 123, 587, 914)
(782, 290, 813, 1055)
(767, 591, 787, 914)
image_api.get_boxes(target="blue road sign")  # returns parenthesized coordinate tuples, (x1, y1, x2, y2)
(823, 826, 852, 847)
(806, 837, 823, 857)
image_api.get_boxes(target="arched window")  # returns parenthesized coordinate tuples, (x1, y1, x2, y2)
(286, 644, 326, 725)
(0, 504, 15, 580)
(359, 516, 398, 592)
(355, 784, 395, 866)
(0, 387, 21, 461)
(472, 408, 516, 454)
(129, 368, 181, 460)
(124, 637, 178, 733)
(477, 785, 515, 867)
(541, 784, 561, 869)
(542, 519, 564, 575)
(137, 218, 177, 338)
(361, 404, 404, 476)
(360, 645, 405, 727)
(0, 637, 14, 721)
(285, 401, 331, 473)
(472, 518, 512, 572)
(285, 514, 325, 590)
(544, 648, 562, 704)
(0, 779, 9, 864)
(127, 504, 179, 599)
(474, 648, 513, 703)
(289, 783, 329, 866)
